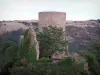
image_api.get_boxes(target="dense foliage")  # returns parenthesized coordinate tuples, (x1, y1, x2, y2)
(0, 29, 37, 68)
(37, 25, 67, 58)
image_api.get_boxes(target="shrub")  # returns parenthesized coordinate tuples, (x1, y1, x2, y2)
(58, 57, 75, 66)
(11, 66, 29, 75)
(37, 57, 52, 63)
(48, 57, 85, 75)
(32, 62, 52, 75)
(48, 63, 83, 75)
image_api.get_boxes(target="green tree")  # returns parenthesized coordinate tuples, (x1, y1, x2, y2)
(58, 57, 75, 66)
(4, 42, 18, 64)
(84, 52, 100, 75)
(84, 52, 97, 65)
(37, 25, 67, 58)
(17, 29, 37, 65)
(18, 29, 31, 59)
(28, 47, 37, 65)
(0, 29, 37, 67)
(0, 41, 17, 67)
(92, 42, 100, 62)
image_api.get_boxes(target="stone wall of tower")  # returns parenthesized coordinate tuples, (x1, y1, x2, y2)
(38, 12, 66, 31)
(29, 24, 39, 60)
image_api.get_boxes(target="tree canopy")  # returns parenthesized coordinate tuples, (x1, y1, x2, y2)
(37, 25, 67, 58)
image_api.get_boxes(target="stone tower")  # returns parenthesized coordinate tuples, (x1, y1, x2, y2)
(38, 11, 66, 31)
